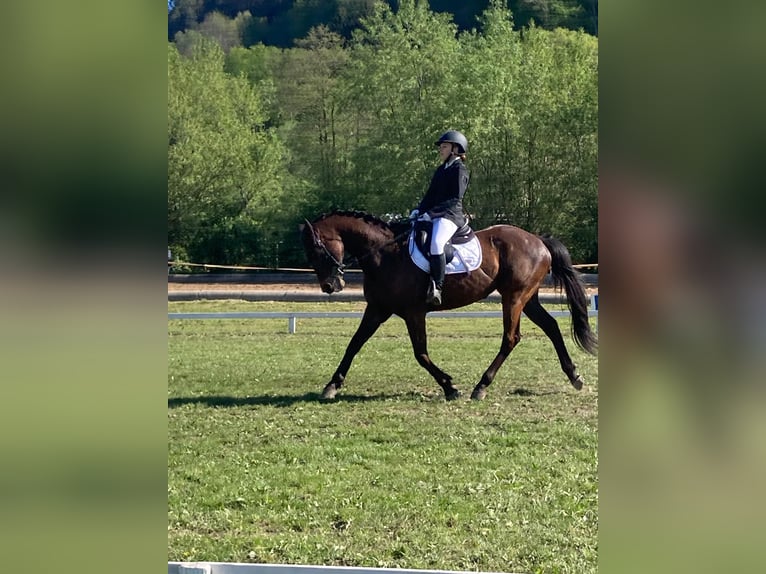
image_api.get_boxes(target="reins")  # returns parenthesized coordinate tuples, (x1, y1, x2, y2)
(313, 218, 412, 274)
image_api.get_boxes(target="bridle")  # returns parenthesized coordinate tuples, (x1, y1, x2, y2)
(305, 220, 348, 283)
(315, 235, 347, 282)
(305, 219, 411, 281)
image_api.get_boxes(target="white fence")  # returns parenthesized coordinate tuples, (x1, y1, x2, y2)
(168, 562, 515, 574)
(168, 295, 598, 334)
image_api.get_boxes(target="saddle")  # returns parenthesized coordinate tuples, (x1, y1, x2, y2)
(412, 219, 476, 263)
(408, 220, 483, 275)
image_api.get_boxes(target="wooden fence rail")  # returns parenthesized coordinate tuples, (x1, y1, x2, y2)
(168, 562, 513, 574)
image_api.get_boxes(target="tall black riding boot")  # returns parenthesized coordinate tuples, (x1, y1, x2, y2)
(427, 253, 446, 306)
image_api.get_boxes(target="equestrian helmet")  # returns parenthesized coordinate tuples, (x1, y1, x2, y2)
(435, 130, 468, 154)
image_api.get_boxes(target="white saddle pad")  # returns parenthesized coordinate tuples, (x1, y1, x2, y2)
(408, 232, 483, 274)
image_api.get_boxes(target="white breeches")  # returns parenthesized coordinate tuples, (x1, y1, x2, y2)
(430, 218, 458, 255)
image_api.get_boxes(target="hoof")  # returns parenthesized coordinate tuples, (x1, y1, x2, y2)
(470, 387, 487, 401)
(445, 389, 461, 401)
(320, 384, 338, 401)
(570, 374, 584, 391)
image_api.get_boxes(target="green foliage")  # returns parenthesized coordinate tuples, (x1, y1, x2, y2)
(532, 1, 600, 35)
(168, 1, 598, 266)
(195, 10, 251, 53)
(224, 43, 281, 109)
(168, 1, 599, 44)
(168, 38, 289, 265)
(456, 1, 522, 225)
(168, 0, 206, 41)
(277, 26, 351, 206)
(337, 0, 462, 214)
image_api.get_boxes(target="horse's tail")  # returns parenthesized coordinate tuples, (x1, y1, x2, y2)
(540, 235, 598, 355)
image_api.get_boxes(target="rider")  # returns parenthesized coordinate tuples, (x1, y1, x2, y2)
(409, 130, 470, 306)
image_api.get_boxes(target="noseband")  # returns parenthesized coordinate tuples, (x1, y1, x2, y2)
(307, 218, 411, 280)
(312, 234, 346, 281)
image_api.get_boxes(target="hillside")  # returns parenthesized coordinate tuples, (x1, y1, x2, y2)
(168, 0, 598, 47)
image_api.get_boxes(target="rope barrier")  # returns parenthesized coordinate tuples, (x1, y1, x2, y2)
(167, 260, 319, 273)
(168, 260, 597, 273)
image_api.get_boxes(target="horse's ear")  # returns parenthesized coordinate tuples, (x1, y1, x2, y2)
(299, 219, 313, 236)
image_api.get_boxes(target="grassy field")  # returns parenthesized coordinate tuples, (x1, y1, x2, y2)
(168, 300, 598, 573)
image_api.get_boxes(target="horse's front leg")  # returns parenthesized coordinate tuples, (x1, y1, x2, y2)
(404, 312, 461, 401)
(321, 305, 392, 400)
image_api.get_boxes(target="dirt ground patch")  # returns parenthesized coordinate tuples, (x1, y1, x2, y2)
(167, 282, 324, 292)
(167, 282, 596, 297)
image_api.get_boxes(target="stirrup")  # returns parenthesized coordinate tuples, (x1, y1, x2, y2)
(426, 281, 442, 305)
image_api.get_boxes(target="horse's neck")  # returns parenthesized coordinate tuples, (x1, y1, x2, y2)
(335, 219, 391, 259)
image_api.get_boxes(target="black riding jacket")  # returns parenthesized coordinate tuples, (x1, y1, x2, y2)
(417, 156, 469, 227)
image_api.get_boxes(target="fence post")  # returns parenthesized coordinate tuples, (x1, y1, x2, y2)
(174, 564, 211, 574)
(288, 316, 297, 334)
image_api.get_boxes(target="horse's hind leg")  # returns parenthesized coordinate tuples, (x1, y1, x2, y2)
(523, 293, 583, 390)
(404, 313, 461, 400)
(471, 296, 524, 400)
(321, 305, 392, 400)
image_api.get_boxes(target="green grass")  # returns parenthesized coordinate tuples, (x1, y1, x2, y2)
(169, 300, 598, 573)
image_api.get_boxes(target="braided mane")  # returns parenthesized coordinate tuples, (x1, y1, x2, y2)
(314, 210, 394, 233)
(311, 210, 413, 247)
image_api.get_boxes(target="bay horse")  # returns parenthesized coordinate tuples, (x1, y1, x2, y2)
(301, 210, 597, 401)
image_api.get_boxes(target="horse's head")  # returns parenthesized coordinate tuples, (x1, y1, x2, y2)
(300, 219, 346, 294)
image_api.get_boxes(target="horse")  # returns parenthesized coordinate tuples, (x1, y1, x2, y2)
(300, 210, 597, 401)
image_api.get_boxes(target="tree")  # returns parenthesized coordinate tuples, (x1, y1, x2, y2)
(511, 0, 591, 33)
(168, 0, 204, 40)
(225, 42, 282, 114)
(169, 0, 598, 47)
(196, 10, 251, 53)
(451, 1, 597, 262)
(167, 0, 598, 267)
(506, 23, 597, 261)
(168, 38, 288, 264)
(338, 0, 462, 214)
(277, 26, 351, 205)
(455, 0, 523, 227)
